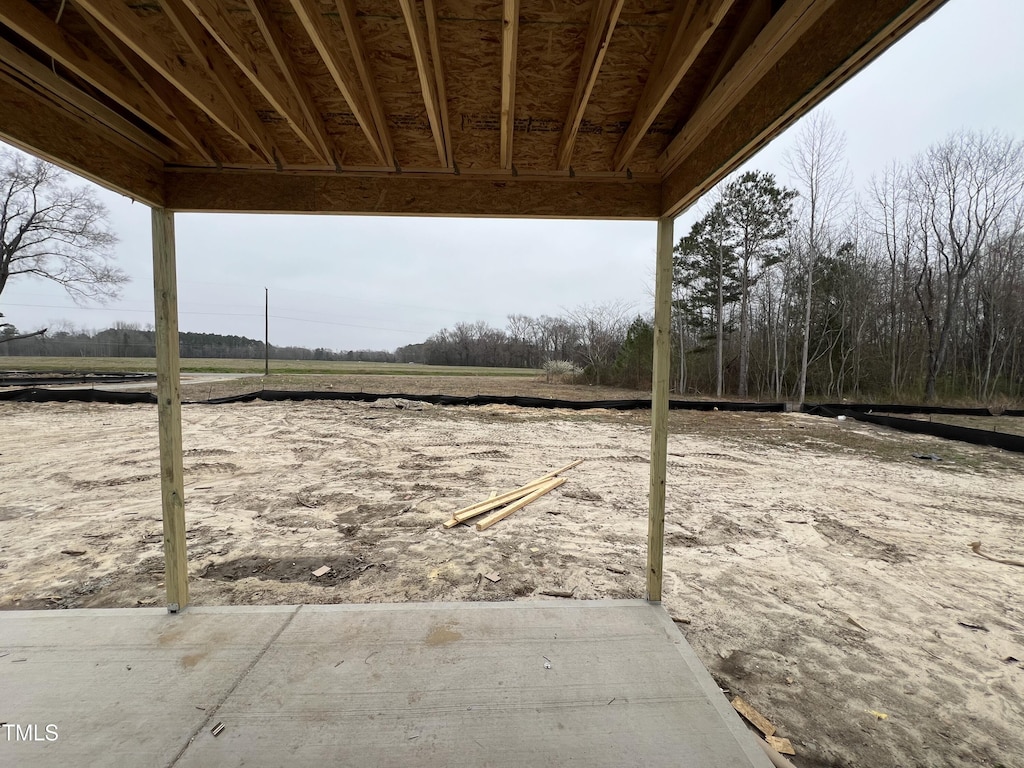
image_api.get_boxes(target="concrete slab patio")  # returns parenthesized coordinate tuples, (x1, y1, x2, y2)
(1, 600, 771, 767)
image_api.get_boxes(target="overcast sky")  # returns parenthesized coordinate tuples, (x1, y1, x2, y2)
(4, 0, 1023, 352)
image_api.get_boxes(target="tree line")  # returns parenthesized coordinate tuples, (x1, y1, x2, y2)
(676, 122, 1023, 403)
(0, 322, 395, 363)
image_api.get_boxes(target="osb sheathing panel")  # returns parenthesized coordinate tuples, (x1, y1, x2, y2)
(267, 0, 384, 166)
(512, 1, 589, 170)
(437, 0, 502, 170)
(572, 0, 672, 172)
(628, 0, 752, 173)
(357, 0, 447, 168)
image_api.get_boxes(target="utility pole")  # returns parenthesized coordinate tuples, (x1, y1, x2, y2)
(264, 287, 269, 376)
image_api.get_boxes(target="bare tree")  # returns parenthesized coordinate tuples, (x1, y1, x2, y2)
(786, 112, 851, 403)
(0, 149, 123, 342)
(911, 130, 1024, 401)
(566, 301, 631, 385)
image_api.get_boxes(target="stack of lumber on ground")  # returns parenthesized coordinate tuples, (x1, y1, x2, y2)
(443, 460, 582, 531)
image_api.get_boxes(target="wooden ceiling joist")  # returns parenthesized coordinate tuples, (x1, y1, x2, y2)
(500, 0, 519, 170)
(289, 0, 387, 166)
(399, 0, 451, 167)
(556, 0, 625, 171)
(181, 0, 332, 164)
(656, 0, 830, 174)
(73, 0, 275, 163)
(0, 0, 193, 153)
(245, 0, 338, 166)
(0, 0, 948, 218)
(154, 0, 278, 163)
(334, 0, 393, 166)
(0, 36, 173, 161)
(692, 0, 771, 110)
(423, 0, 452, 167)
(77, 9, 219, 165)
(0, 74, 164, 205)
(613, 0, 737, 172)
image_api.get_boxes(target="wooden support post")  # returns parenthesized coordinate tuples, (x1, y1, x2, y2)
(647, 216, 673, 602)
(152, 207, 188, 613)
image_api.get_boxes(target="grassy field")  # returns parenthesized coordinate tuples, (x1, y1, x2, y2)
(0, 356, 540, 378)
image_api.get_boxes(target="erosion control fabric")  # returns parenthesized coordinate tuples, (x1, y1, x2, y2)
(0, 387, 783, 412)
(804, 404, 1024, 454)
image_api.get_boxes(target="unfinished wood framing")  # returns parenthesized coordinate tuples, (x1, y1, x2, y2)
(499, 0, 519, 170)
(556, 0, 624, 171)
(399, 0, 450, 167)
(181, 0, 330, 163)
(289, 0, 387, 165)
(646, 216, 673, 603)
(151, 208, 188, 612)
(613, 0, 736, 172)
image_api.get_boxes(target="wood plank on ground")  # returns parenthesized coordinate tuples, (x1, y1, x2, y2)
(475, 477, 565, 531)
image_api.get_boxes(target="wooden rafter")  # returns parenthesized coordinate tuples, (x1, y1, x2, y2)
(289, 0, 387, 166)
(182, 0, 331, 164)
(245, 0, 337, 166)
(656, 0, 828, 174)
(500, 0, 519, 170)
(398, 0, 450, 167)
(693, 0, 771, 110)
(423, 0, 452, 167)
(556, 0, 624, 171)
(0, 75, 164, 205)
(613, 0, 737, 172)
(0, 0, 192, 152)
(78, 9, 218, 164)
(0, 36, 173, 161)
(334, 0, 393, 165)
(156, 0, 278, 163)
(74, 0, 274, 163)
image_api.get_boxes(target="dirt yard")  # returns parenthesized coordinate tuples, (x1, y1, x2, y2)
(1, 394, 1022, 768)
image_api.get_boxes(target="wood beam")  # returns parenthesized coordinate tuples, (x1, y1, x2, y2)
(500, 0, 519, 170)
(613, 0, 737, 172)
(289, 0, 387, 165)
(556, 0, 624, 170)
(0, 37, 174, 161)
(164, 169, 661, 219)
(151, 207, 188, 613)
(157, 0, 278, 163)
(0, 0, 193, 151)
(692, 0, 771, 110)
(334, 0, 393, 164)
(78, 9, 219, 164)
(424, 0, 452, 167)
(398, 0, 450, 167)
(245, 0, 336, 164)
(74, 0, 274, 162)
(660, 0, 947, 217)
(656, 0, 828, 175)
(647, 216, 673, 603)
(182, 0, 331, 163)
(0, 74, 164, 205)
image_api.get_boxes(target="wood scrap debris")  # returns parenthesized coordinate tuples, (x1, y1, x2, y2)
(311, 565, 331, 578)
(539, 588, 575, 598)
(970, 541, 1024, 568)
(731, 696, 776, 737)
(483, 572, 501, 583)
(765, 735, 796, 755)
(442, 459, 583, 530)
(61, 549, 86, 556)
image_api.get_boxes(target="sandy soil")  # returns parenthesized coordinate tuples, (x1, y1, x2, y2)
(1, 399, 1022, 768)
